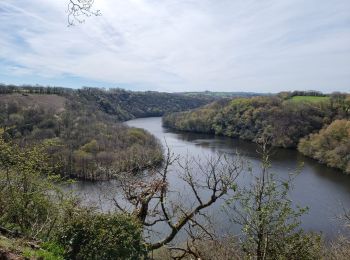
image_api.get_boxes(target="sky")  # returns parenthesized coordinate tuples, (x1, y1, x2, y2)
(0, 0, 349, 93)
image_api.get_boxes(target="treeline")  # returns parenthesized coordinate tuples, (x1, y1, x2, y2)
(0, 93, 162, 180)
(163, 92, 350, 173)
(176, 90, 270, 99)
(279, 90, 327, 98)
(0, 83, 72, 95)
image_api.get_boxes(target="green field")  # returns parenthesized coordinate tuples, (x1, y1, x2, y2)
(290, 95, 330, 103)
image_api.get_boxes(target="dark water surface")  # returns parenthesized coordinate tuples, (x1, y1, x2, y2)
(69, 117, 350, 239)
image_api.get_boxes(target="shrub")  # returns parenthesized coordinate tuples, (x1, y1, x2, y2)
(56, 208, 146, 260)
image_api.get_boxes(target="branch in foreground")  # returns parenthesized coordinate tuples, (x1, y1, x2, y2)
(67, 0, 101, 26)
(114, 148, 242, 250)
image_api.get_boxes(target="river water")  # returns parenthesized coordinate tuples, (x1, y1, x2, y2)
(69, 117, 350, 240)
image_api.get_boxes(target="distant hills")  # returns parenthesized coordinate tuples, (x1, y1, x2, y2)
(0, 84, 215, 120)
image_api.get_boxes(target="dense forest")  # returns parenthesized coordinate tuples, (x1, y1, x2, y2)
(163, 91, 350, 173)
(0, 84, 213, 180)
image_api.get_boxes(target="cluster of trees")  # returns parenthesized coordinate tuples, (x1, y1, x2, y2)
(0, 92, 162, 180)
(278, 90, 327, 99)
(298, 120, 350, 174)
(163, 92, 350, 173)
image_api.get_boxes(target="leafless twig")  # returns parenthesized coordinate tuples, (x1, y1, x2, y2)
(67, 0, 101, 26)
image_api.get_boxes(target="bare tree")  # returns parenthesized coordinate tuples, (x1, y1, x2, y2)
(67, 0, 101, 26)
(113, 146, 243, 251)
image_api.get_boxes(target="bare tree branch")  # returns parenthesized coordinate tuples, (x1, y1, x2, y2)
(112, 145, 242, 251)
(67, 0, 101, 26)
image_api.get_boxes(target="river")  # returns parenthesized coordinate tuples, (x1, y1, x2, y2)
(69, 117, 350, 240)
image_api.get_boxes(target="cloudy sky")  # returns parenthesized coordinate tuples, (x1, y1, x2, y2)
(0, 0, 349, 92)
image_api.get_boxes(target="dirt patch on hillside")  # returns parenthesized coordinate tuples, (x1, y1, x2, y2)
(0, 94, 67, 113)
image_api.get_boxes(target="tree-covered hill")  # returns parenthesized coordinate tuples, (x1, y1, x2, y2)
(163, 91, 350, 173)
(0, 95, 163, 180)
(0, 84, 215, 120)
(0, 84, 216, 180)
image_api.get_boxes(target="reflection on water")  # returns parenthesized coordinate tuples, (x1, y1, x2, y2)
(67, 117, 350, 239)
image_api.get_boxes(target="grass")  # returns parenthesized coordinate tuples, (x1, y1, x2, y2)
(0, 236, 64, 260)
(290, 96, 330, 103)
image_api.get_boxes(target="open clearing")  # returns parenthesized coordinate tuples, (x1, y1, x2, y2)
(290, 95, 330, 103)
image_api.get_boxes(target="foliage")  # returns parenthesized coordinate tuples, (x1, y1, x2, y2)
(0, 236, 64, 260)
(162, 99, 230, 134)
(226, 144, 323, 259)
(56, 208, 146, 260)
(22, 241, 65, 260)
(298, 119, 350, 173)
(0, 135, 62, 237)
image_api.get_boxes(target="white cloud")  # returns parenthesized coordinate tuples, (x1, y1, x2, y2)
(0, 0, 349, 92)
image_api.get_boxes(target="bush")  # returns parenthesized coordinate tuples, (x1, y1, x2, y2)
(56, 208, 146, 260)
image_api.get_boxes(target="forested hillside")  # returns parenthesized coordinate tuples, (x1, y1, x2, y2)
(0, 84, 214, 120)
(163, 91, 350, 173)
(0, 84, 214, 180)
(0, 93, 162, 180)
